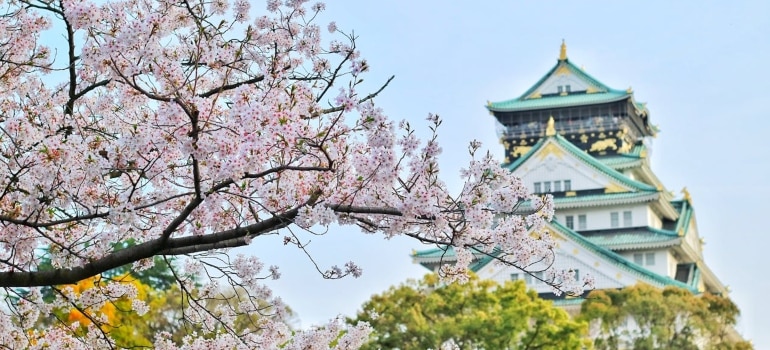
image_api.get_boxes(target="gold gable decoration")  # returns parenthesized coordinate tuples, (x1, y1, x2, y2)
(537, 142, 564, 160)
(512, 146, 532, 158)
(545, 116, 556, 136)
(589, 138, 618, 152)
(604, 182, 627, 194)
(527, 91, 542, 99)
(559, 39, 567, 61)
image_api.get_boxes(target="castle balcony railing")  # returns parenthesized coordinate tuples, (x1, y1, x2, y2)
(497, 117, 622, 140)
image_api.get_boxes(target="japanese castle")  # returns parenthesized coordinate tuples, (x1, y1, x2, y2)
(412, 42, 729, 305)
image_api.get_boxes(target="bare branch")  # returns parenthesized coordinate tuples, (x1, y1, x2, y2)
(0, 208, 299, 287)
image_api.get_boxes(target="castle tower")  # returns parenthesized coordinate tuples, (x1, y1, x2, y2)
(413, 43, 728, 301)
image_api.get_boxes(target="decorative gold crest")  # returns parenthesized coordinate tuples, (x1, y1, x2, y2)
(590, 138, 618, 152)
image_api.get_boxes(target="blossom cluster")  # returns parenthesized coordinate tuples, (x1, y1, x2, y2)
(0, 0, 569, 347)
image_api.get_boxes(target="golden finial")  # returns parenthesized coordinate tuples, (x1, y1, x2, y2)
(626, 86, 633, 93)
(682, 187, 692, 203)
(545, 116, 556, 136)
(559, 40, 567, 61)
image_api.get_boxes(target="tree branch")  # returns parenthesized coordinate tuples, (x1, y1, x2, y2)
(319, 75, 394, 115)
(197, 75, 265, 98)
(0, 209, 300, 287)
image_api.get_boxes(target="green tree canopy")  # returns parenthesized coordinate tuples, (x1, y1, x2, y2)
(579, 284, 752, 350)
(34, 256, 294, 348)
(350, 273, 589, 350)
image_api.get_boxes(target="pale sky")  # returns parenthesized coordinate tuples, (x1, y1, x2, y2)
(241, 1, 770, 347)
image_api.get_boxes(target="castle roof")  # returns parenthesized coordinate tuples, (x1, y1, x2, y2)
(505, 132, 658, 194)
(486, 41, 649, 117)
(411, 219, 698, 293)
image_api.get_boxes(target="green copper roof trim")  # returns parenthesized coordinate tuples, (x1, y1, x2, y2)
(646, 225, 679, 236)
(552, 192, 659, 208)
(518, 59, 613, 101)
(412, 246, 496, 273)
(487, 91, 631, 112)
(487, 58, 634, 112)
(597, 145, 647, 169)
(585, 235, 679, 250)
(413, 246, 453, 259)
(599, 158, 643, 170)
(505, 134, 658, 193)
(413, 220, 697, 293)
(512, 192, 659, 214)
(579, 200, 693, 246)
(671, 199, 694, 236)
(547, 220, 697, 292)
(584, 228, 680, 249)
(601, 158, 643, 171)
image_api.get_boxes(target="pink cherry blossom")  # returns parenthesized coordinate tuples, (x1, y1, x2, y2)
(0, 0, 568, 348)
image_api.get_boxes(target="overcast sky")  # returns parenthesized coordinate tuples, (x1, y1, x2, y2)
(237, 1, 770, 347)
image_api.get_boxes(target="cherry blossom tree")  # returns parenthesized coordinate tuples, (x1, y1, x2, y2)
(0, 0, 573, 348)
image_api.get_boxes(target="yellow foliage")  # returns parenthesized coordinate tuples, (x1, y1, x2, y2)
(61, 274, 146, 334)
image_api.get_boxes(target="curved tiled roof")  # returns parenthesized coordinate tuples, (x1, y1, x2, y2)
(671, 199, 694, 235)
(583, 228, 680, 250)
(553, 192, 659, 209)
(488, 91, 630, 112)
(597, 144, 647, 170)
(411, 220, 697, 293)
(505, 133, 658, 193)
(486, 58, 650, 116)
(412, 246, 493, 272)
(547, 220, 696, 292)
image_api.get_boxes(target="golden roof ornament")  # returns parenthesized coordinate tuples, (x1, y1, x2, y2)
(682, 187, 692, 203)
(559, 40, 567, 61)
(545, 116, 556, 136)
